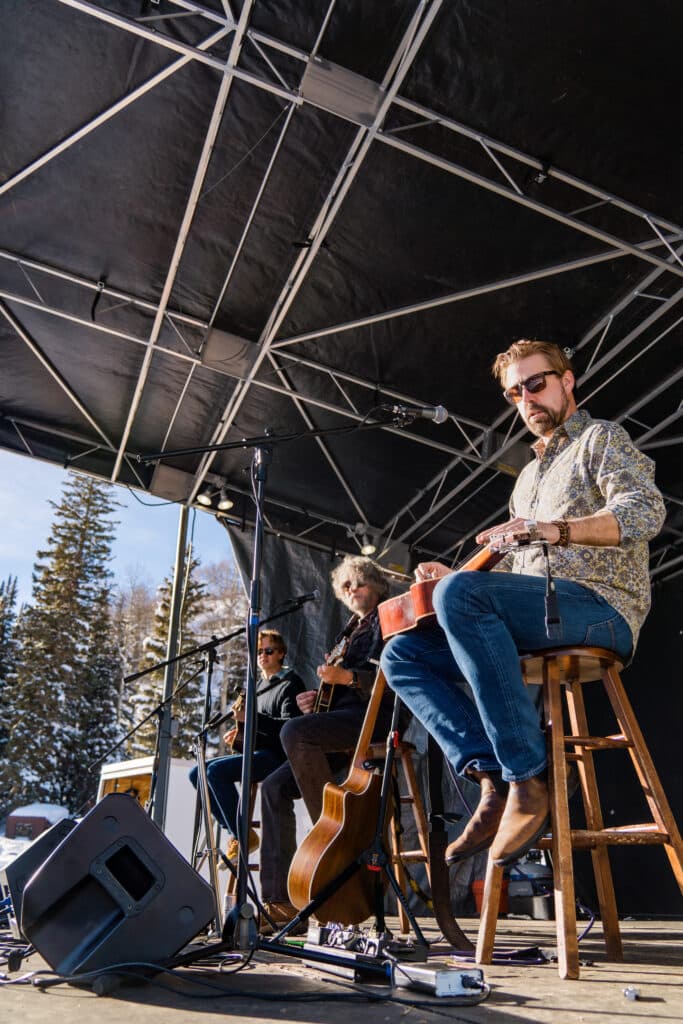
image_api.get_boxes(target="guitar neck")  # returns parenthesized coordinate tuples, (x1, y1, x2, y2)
(351, 669, 386, 768)
(456, 543, 507, 573)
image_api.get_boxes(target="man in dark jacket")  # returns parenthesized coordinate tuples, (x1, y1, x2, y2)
(258, 555, 394, 933)
(189, 629, 305, 860)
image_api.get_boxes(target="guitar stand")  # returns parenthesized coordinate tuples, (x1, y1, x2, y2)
(261, 693, 430, 957)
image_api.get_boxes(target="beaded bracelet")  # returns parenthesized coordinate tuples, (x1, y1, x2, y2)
(551, 519, 571, 546)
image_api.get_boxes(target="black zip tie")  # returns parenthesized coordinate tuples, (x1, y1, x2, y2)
(91, 278, 106, 321)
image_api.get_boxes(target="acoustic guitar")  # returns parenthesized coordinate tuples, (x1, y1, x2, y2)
(287, 670, 390, 925)
(225, 691, 246, 753)
(312, 637, 349, 713)
(377, 543, 507, 640)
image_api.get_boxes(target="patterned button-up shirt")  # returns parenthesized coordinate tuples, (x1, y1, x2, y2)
(499, 409, 665, 649)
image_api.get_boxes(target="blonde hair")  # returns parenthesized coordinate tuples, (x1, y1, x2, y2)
(492, 340, 575, 384)
(330, 555, 389, 602)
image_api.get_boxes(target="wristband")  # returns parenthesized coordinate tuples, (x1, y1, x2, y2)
(552, 519, 571, 546)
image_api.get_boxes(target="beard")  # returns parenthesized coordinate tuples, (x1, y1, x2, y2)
(524, 392, 571, 437)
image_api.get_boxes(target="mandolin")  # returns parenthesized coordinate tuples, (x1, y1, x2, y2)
(287, 670, 389, 925)
(377, 543, 507, 640)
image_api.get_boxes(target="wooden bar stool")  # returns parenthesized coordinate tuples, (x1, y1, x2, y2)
(476, 646, 683, 980)
(225, 782, 260, 897)
(365, 739, 432, 934)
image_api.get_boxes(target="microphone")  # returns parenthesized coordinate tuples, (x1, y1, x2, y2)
(280, 588, 321, 611)
(382, 403, 449, 424)
(208, 709, 234, 729)
(293, 588, 320, 605)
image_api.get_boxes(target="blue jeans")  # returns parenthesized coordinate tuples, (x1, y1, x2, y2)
(380, 571, 632, 783)
(189, 749, 282, 835)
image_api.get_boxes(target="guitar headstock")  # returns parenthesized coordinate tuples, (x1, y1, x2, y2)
(326, 638, 348, 665)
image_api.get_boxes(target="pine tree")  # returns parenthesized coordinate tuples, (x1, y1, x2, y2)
(0, 575, 19, 782)
(0, 475, 122, 813)
(195, 560, 248, 756)
(127, 552, 208, 760)
(112, 573, 157, 737)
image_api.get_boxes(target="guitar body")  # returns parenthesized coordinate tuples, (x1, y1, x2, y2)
(288, 671, 389, 925)
(378, 545, 506, 640)
(227, 692, 245, 753)
(287, 767, 386, 924)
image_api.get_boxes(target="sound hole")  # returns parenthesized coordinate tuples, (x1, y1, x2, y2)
(105, 844, 156, 902)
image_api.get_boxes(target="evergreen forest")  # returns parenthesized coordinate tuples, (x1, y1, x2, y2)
(0, 473, 248, 817)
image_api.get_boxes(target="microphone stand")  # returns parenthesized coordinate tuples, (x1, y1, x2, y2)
(139, 409, 407, 951)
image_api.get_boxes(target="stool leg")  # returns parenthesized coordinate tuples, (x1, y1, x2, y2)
(565, 681, 623, 960)
(401, 752, 432, 886)
(388, 796, 411, 935)
(475, 855, 505, 963)
(602, 665, 683, 892)
(226, 782, 259, 897)
(545, 661, 580, 980)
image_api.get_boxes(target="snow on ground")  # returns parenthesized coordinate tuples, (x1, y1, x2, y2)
(0, 802, 70, 871)
(0, 833, 31, 872)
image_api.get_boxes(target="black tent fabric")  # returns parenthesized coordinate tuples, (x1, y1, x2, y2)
(1, 1, 681, 912)
(1, 0, 680, 574)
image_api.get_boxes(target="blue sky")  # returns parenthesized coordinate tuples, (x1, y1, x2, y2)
(0, 449, 232, 607)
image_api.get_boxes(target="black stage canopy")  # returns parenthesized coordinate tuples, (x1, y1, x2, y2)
(1, 0, 681, 581)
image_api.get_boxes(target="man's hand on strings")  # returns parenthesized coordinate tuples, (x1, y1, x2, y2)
(477, 516, 561, 547)
(316, 663, 354, 687)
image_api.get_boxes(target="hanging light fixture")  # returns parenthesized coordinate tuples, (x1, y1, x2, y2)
(360, 532, 377, 556)
(217, 488, 234, 512)
(196, 486, 214, 507)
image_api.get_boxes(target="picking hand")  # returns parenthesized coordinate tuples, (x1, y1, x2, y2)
(414, 561, 451, 582)
(297, 690, 318, 715)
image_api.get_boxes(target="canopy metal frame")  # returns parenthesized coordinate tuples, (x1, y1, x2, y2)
(1, 0, 681, 581)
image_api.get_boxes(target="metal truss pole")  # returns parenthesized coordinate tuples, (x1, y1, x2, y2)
(152, 504, 189, 829)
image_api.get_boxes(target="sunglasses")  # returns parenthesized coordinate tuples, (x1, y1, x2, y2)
(341, 580, 368, 591)
(503, 369, 560, 405)
(257, 647, 277, 656)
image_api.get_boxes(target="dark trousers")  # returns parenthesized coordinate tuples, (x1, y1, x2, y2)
(189, 748, 281, 836)
(259, 703, 394, 901)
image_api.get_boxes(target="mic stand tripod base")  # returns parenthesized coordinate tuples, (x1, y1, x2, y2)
(222, 901, 258, 950)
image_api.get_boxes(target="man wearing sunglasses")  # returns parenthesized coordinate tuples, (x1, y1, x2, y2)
(189, 628, 305, 863)
(258, 555, 394, 934)
(381, 339, 665, 869)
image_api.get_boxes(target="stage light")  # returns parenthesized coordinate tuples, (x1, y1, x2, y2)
(360, 532, 377, 556)
(196, 486, 214, 507)
(217, 488, 234, 512)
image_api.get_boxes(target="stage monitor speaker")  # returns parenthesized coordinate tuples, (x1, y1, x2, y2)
(0, 816, 77, 939)
(21, 793, 215, 975)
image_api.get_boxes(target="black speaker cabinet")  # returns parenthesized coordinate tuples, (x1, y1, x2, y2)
(0, 816, 77, 939)
(21, 793, 215, 975)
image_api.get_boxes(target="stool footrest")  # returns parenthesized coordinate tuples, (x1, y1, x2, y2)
(564, 734, 630, 749)
(538, 824, 668, 850)
(395, 848, 429, 860)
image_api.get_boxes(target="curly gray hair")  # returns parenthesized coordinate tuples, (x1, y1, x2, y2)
(330, 555, 390, 602)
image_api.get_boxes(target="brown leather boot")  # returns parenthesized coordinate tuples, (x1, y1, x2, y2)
(489, 773, 550, 866)
(445, 771, 508, 865)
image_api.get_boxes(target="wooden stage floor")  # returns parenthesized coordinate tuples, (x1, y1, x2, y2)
(1, 916, 681, 1024)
